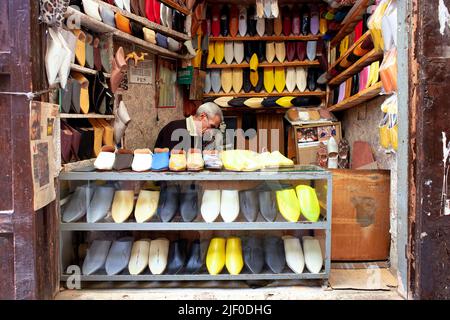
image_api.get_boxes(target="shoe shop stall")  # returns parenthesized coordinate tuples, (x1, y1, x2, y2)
(9, 0, 450, 300)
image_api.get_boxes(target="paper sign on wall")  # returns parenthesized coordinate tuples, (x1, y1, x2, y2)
(29, 101, 58, 211)
(129, 59, 153, 84)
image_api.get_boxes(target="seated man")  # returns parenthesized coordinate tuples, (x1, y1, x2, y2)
(154, 102, 224, 151)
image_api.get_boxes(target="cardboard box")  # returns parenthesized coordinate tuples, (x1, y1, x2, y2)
(317, 169, 391, 261)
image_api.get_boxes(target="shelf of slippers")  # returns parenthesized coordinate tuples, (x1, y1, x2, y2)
(209, 35, 323, 42)
(207, 60, 321, 69)
(70, 63, 111, 78)
(327, 48, 383, 87)
(203, 91, 326, 98)
(328, 82, 383, 112)
(65, 7, 189, 60)
(60, 220, 328, 231)
(330, 0, 373, 47)
(327, 31, 372, 75)
(58, 168, 332, 282)
(58, 113, 115, 119)
(159, 0, 191, 16)
(59, 167, 331, 181)
(92, 0, 190, 41)
(60, 272, 328, 282)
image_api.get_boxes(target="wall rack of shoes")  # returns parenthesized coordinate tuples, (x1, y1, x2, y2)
(58, 168, 332, 281)
(329, 0, 373, 46)
(159, 0, 191, 16)
(65, 5, 189, 60)
(201, 2, 329, 103)
(324, 1, 384, 112)
(93, 0, 191, 41)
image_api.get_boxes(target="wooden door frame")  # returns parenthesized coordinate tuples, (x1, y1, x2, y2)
(406, 0, 450, 299)
(0, 0, 59, 299)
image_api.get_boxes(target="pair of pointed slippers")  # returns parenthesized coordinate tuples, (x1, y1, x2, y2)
(110, 184, 198, 224)
(205, 235, 323, 275)
(79, 235, 323, 276)
(81, 237, 206, 275)
(128, 238, 205, 275)
(243, 235, 323, 274)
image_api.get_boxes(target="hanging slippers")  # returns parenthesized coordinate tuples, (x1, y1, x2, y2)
(327, 136, 338, 169)
(338, 137, 350, 168)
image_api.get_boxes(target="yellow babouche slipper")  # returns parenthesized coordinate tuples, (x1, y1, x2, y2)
(128, 239, 150, 275)
(207, 41, 215, 64)
(274, 67, 286, 93)
(225, 237, 244, 275)
(295, 185, 320, 222)
(206, 237, 226, 275)
(214, 41, 225, 64)
(112, 190, 135, 223)
(134, 190, 160, 223)
(276, 188, 301, 222)
(169, 149, 187, 171)
(264, 67, 275, 93)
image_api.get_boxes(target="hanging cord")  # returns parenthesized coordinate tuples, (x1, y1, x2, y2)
(0, 88, 57, 100)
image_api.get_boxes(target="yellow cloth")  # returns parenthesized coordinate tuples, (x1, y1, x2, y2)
(221, 150, 263, 172)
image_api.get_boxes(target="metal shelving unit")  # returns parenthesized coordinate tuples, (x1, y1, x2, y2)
(59, 166, 332, 282)
(60, 272, 328, 282)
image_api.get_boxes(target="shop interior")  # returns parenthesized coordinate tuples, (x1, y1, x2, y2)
(42, 0, 402, 295)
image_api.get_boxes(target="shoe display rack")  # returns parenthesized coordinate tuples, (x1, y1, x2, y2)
(326, 1, 384, 111)
(58, 166, 332, 282)
(65, 6, 189, 60)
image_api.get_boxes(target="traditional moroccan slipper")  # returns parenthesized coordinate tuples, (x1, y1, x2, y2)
(283, 235, 305, 274)
(82, 240, 112, 275)
(206, 237, 226, 275)
(225, 237, 244, 275)
(148, 238, 170, 275)
(128, 239, 150, 275)
(242, 236, 264, 274)
(105, 237, 133, 275)
(317, 142, 328, 168)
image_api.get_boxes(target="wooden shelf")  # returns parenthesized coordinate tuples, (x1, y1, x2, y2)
(328, 82, 383, 112)
(330, 0, 373, 47)
(59, 113, 115, 119)
(70, 64, 111, 78)
(327, 31, 372, 74)
(65, 7, 189, 60)
(159, 0, 191, 16)
(207, 60, 321, 69)
(328, 48, 383, 86)
(92, 0, 190, 41)
(221, 107, 289, 114)
(203, 91, 326, 98)
(209, 35, 322, 42)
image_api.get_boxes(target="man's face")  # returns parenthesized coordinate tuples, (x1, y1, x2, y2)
(199, 113, 222, 133)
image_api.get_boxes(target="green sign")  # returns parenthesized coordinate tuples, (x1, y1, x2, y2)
(177, 66, 194, 85)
